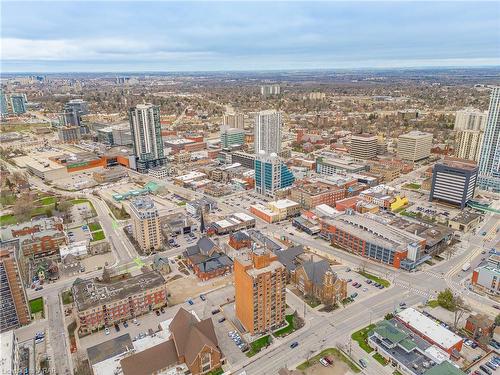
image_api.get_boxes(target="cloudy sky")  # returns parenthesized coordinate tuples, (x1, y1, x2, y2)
(1, 1, 499, 72)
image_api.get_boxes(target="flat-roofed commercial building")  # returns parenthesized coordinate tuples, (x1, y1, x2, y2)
(350, 133, 378, 160)
(316, 156, 367, 176)
(130, 197, 162, 253)
(472, 254, 500, 295)
(396, 308, 463, 354)
(398, 131, 433, 162)
(0, 247, 31, 332)
(234, 250, 286, 334)
(321, 211, 425, 270)
(290, 179, 345, 209)
(72, 270, 168, 334)
(250, 199, 300, 223)
(211, 212, 256, 235)
(58, 126, 81, 143)
(429, 158, 478, 209)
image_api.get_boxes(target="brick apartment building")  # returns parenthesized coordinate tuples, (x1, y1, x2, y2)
(72, 270, 168, 334)
(290, 179, 345, 209)
(234, 249, 287, 335)
(0, 217, 66, 258)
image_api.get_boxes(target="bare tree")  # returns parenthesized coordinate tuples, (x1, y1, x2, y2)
(13, 193, 34, 222)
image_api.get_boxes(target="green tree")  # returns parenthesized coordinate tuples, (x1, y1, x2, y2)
(437, 289, 455, 310)
(495, 314, 500, 327)
(385, 313, 394, 320)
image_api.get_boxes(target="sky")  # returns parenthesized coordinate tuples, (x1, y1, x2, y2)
(1, 1, 499, 73)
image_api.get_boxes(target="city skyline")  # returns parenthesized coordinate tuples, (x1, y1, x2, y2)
(2, 1, 499, 72)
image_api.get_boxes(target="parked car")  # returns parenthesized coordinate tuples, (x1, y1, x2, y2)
(114, 324, 120, 332)
(187, 299, 194, 305)
(218, 317, 226, 323)
(212, 309, 221, 315)
(366, 280, 372, 284)
(359, 359, 367, 368)
(200, 294, 206, 301)
(351, 292, 358, 298)
(290, 342, 299, 349)
(319, 358, 329, 367)
(123, 321, 129, 328)
(105, 328, 110, 335)
(155, 310, 160, 316)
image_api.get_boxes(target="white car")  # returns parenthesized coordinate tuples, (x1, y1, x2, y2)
(319, 358, 329, 367)
(105, 328, 110, 335)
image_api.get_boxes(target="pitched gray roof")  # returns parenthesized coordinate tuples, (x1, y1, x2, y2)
(275, 245, 304, 271)
(302, 260, 331, 286)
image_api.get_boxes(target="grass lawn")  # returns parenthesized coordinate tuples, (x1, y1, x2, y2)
(29, 298, 44, 315)
(38, 196, 56, 206)
(91, 230, 106, 242)
(176, 201, 186, 206)
(351, 324, 375, 353)
(426, 300, 440, 308)
(206, 368, 223, 375)
(0, 123, 50, 133)
(274, 314, 296, 337)
(373, 352, 388, 366)
(394, 371, 403, 375)
(403, 183, 421, 190)
(70, 199, 97, 216)
(89, 222, 102, 232)
(400, 210, 418, 218)
(246, 335, 271, 357)
(62, 290, 74, 305)
(0, 214, 18, 226)
(305, 295, 321, 308)
(356, 270, 390, 288)
(296, 348, 361, 373)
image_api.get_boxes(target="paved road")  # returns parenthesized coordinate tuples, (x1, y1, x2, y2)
(46, 293, 72, 375)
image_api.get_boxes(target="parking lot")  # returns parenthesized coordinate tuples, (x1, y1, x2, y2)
(467, 352, 500, 375)
(333, 266, 392, 305)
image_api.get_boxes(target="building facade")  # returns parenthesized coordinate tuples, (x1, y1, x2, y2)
(0, 247, 31, 332)
(291, 259, 347, 305)
(429, 158, 478, 209)
(62, 99, 89, 132)
(398, 131, 433, 162)
(454, 109, 488, 131)
(261, 84, 281, 97)
(235, 250, 286, 335)
(223, 112, 244, 129)
(478, 87, 500, 192)
(350, 134, 378, 160)
(320, 211, 425, 270)
(129, 104, 167, 173)
(254, 110, 282, 155)
(72, 270, 168, 334)
(455, 130, 483, 162)
(130, 197, 163, 253)
(472, 254, 500, 295)
(254, 154, 295, 198)
(58, 126, 81, 143)
(10, 94, 26, 114)
(221, 127, 245, 149)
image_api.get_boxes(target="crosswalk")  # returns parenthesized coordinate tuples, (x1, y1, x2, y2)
(393, 281, 432, 297)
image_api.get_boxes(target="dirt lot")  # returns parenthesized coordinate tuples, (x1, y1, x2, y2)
(303, 361, 353, 375)
(167, 274, 233, 305)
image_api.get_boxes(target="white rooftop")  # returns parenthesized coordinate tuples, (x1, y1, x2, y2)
(0, 330, 14, 374)
(215, 219, 234, 229)
(271, 199, 299, 209)
(397, 308, 462, 350)
(233, 212, 254, 222)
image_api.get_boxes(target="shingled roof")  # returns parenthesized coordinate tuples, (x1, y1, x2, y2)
(302, 259, 331, 287)
(120, 339, 179, 375)
(170, 308, 221, 366)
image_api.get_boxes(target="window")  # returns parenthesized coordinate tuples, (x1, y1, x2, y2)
(201, 352, 212, 372)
